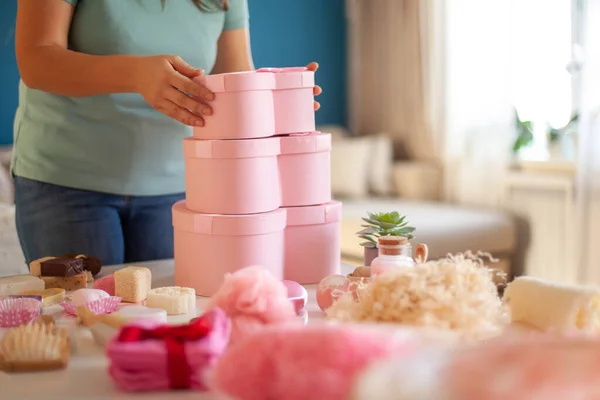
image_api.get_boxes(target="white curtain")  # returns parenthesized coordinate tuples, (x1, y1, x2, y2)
(577, 0, 600, 284)
(442, 0, 514, 206)
(346, 0, 443, 161)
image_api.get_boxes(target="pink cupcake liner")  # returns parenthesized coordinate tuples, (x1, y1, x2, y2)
(61, 296, 122, 316)
(0, 297, 42, 328)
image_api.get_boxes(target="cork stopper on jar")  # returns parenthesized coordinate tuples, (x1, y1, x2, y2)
(378, 235, 409, 256)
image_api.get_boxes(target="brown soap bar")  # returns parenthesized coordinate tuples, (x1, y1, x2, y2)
(59, 254, 103, 276)
(41, 273, 87, 291)
(40, 258, 84, 277)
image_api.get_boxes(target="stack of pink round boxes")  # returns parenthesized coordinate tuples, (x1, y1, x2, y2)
(172, 67, 342, 296)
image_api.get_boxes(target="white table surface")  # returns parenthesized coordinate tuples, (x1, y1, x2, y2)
(0, 260, 355, 400)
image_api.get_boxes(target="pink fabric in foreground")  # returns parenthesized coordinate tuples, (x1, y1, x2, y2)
(106, 308, 230, 392)
(205, 266, 298, 343)
(447, 335, 600, 399)
(212, 324, 413, 400)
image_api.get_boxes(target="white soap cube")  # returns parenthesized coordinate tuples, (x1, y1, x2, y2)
(114, 266, 151, 303)
(146, 286, 196, 315)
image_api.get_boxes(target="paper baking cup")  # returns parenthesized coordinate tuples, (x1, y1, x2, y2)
(61, 296, 122, 316)
(0, 297, 43, 328)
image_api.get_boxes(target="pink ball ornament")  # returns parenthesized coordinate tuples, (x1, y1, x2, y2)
(316, 274, 350, 311)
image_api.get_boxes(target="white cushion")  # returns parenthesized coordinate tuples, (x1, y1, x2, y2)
(392, 161, 441, 201)
(330, 137, 373, 198)
(367, 134, 394, 195)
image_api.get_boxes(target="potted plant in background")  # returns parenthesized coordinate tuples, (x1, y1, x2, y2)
(356, 211, 416, 266)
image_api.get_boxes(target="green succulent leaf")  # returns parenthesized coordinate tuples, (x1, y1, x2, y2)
(356, 227, 378, 235)
(358, 233, 376, 240)
(360, 241, 377, 248)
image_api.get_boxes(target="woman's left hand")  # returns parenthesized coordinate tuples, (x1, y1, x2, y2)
(307, 62, 322, 111)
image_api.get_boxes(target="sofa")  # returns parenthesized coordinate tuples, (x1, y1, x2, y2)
(339, 198, 526, 280)
(325, 125, 527, 280)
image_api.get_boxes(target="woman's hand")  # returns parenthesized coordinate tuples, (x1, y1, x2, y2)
(135, 55, 214, 127)
(307, 62, 322, 111)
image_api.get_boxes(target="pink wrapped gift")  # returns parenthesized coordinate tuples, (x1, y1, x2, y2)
(192, 71, 276, 140)
(107, 308, 230, 392)
(183, 136, 280, 215)
(258, 67, 315, 135)
(173, 201, 286, 296)
(279, 132, 331, 207)
(283, 201, 342, 284)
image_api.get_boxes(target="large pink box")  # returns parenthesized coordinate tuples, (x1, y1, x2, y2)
(183, 136, 281, 215)
(192, 72, 276, 140)
(258, 67, 316, 135)
(173, 201, 286, 297)
(279, 132, 331, 207)
(283, 201, 342, 284)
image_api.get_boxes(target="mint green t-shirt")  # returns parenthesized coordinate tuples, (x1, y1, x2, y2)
(12, 0, 249, 196)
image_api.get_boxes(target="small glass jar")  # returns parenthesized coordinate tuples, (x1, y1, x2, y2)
(371, 236, 416, 277)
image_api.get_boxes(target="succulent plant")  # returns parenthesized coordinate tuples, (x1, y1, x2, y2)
(356, 211, 416, 248)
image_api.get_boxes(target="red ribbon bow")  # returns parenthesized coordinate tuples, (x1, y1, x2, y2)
(118, 317, 212, 389)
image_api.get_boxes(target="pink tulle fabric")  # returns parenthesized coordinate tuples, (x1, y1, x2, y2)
(106, 308, 230, 392)
(212, 324, 413, 400)
(446, 335, 600, 399)
(205, 266, 298, 343)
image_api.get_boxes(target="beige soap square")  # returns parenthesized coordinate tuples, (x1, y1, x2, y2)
(114, 266, 151, 303)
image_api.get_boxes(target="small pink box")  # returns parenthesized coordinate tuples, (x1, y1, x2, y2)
(183, 136, 281, 215)
(258, 67, 316, 135)
(283, 201, 342, 284)
(173, 201, 286, 297)
(279, 132, 331, 207)
(192, 71, 276, 140)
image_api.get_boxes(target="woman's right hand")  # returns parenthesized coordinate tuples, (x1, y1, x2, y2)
(134, 55, 214, 127)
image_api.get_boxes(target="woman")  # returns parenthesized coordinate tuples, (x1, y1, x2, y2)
(13, 0, 321, 266)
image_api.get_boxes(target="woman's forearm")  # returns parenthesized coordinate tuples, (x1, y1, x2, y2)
(18, 45, 142, 97)
(210, 28, 254, 74)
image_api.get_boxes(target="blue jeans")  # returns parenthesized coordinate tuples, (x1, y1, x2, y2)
(14, 176, 184, 266)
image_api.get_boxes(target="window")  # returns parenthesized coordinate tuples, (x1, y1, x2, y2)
(510, 0, 583, 160)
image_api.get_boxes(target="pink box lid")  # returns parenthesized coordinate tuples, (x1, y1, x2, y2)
(257, 67, 315, 89)
(194, 71, 276, 93)
(173, 201, 286, 235)
(279, 132, 331, 155)
(284, 200, 342, 227)
(183, 137, 280, 159)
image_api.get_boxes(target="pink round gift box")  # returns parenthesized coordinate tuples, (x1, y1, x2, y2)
(282, 200, 342, 284)
(173, 201, 286, 297)
(183, 136, 281, 215)
(192, 71, 276, 140)
(258, 67, 316, 135)
(279, 132, 331, 207)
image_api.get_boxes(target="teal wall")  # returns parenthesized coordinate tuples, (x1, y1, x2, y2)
(0, 0, 347, 146)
